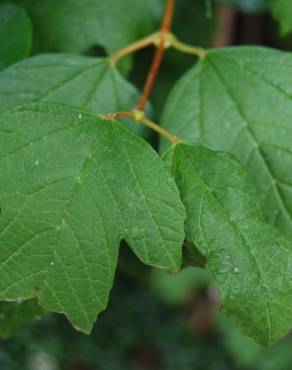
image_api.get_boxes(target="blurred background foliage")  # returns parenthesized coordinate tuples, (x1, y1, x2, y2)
(1, 269, 292, 370)
(1, 0, 292, 369)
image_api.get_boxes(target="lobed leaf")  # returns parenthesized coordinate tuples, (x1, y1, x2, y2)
(0, 103, 186, 333)
(161, 46, 292, 242)
(0, 54, 149, 137)
(166, 142, 292, 344)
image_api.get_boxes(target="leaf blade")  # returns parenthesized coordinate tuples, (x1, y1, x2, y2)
(168, 142, 292, 344)
(0, 102, 186, 333)
(161, 46, 292, 242)
(0, 54, 149, 136)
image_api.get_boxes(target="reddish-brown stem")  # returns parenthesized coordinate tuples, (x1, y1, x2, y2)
(104, 111, 133, 120)
(137, 0, 175, 111)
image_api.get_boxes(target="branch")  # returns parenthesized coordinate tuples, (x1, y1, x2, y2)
(137, 0, 175, 111)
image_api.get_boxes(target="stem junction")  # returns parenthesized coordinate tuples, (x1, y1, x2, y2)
(103, 110, 180, 145)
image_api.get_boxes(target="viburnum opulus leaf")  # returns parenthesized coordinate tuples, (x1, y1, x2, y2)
(0, 54, 150, 137)
(165, 142, 292, 345)
(161, 46, 292, 242)
(0, 103, 185, 333)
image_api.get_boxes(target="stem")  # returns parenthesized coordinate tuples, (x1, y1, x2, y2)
(137, 0, 175, 111)
(105, 111, 133, 120)
(110, 33, 160, 65)
(133, 110, 180, 144)
(161, 0, 175, 33)
(169, 34, 206, 58)
(103, 110, 180, 145)
(110, 31, 206, 65)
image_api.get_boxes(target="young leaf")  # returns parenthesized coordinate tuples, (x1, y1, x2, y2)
(166, 142, 292, 344)
(0, 54, 149, 136)
(161, 47, 292, 242)
(269, 0, 292, 35)
(0, 103, 185, 334)
(0, 299, 44, 338)
(0, 3, 32, 70)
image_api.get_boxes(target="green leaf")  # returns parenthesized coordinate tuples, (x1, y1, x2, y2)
(166, 142, 292, 344)
(15, 0, 163, 71)
(151, 266, 213, 305)
(0, 3, 32, 70)
(0, 102, 185, 334)
(269, 0, 292, 35)
(217, 313, 261, 367)
(0, 299, 44, 338)
(0, 54, 149, 137)
(161, 46, 292, 242)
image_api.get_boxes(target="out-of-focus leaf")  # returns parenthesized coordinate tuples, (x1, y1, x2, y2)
(12, 0, 164, 72)
(269, 0, 292, 35)
(217, 313, 261, 366)
(151, 267, 213, 305)
(0, 299, 44, 338)
(0, 3, 32, 70)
